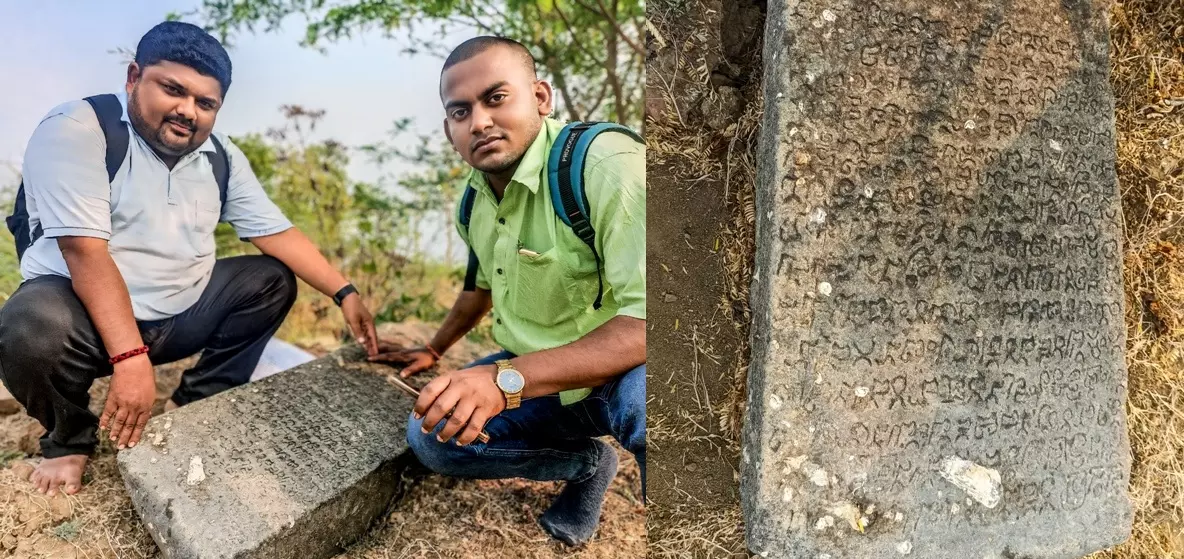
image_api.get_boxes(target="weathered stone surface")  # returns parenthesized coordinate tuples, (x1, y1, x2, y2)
(118, 346, 415, 559)
(743, 1, 1132, 557)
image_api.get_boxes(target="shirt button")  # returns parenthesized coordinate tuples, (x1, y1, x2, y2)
(498, 218, 506, 224)
(496, 318, 502, 324)
(497, 268, 504, 275)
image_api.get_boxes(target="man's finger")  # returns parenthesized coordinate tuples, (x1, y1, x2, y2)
(401, 360, 431, 378)
(116, 410, 140, 449)
(369, 351, 410, 363)
(108, 407, 131, 442)
(436, 400, 475, 443)
(419, 383, 459, 434)
(126, 412, 150, 448)
(364, 320, 379, 357)
(413, 376, 450, 419)
(456, 409, 491, 446)
(99, 400, 116, 431)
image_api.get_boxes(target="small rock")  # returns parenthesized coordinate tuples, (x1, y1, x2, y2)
(664, 293, 678, 303)
(10, 460, 34, 481)
(48, 495, 73, 522)
(0, 533, 15, 550)
(0, 384, 21, 415)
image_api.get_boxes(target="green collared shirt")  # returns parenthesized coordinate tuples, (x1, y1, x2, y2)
(457, 118, 646, 405)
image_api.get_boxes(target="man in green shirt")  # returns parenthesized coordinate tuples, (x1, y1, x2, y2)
(371, 36, 645, 545)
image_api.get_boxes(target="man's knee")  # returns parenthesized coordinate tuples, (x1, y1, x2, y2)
(253, 256, 298, 310)
(0, 280, 81, 367)
(613, 364, 646, 455)
(405, 413, 474, 477)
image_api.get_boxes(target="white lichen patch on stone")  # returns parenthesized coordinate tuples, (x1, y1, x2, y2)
(810, 207, 827, 223)
(822, 8, 837, 21)
(939, 456, 1002, 508)
(814, 515, 835, 530)
(782, 486, 795, 503)
(186, 456, 206, 486)
(786, 454, 809, 471)
(817, 281, 833, 296)
(807, 466, 829, 487)
(897, 541, 913, 555)
(854, 386, 870, 398)
(769, 393, 784, 410)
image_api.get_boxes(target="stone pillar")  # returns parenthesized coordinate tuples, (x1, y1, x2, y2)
(743, 1, 1133, 557)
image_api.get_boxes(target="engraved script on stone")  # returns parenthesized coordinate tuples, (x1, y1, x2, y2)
(742, 1, 1132, 557)
(118, 346, 414, 559)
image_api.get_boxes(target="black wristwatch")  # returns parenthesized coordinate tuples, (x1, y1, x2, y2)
(333, 283, 358, 306)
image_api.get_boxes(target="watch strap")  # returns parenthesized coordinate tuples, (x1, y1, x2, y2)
(333, 283, 358, 306)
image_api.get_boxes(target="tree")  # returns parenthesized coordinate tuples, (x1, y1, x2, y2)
(179, 0, 644, 128)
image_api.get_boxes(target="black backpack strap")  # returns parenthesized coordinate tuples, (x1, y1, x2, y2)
(208, 134, 231, 210)
(83, 94, 129, 182)
(458, 185, 479, 291)
(7, 183, 33, 262)
(547, 121, 643, 310)
(463, 248, 481, 292)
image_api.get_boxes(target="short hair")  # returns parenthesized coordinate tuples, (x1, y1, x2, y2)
(135, 21, 233, 97)
(442, 36, 536, 78)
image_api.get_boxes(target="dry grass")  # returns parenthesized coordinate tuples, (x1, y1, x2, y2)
(1091, 1, 1184, 557)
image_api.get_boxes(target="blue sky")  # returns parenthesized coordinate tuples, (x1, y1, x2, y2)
(0, 1, 471, 188)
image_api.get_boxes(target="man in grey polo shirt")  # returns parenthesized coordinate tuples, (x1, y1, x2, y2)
(0, 21, 379, 496)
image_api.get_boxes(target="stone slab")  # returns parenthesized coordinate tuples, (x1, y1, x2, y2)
(118, 346, 415, 559)
(742, 1, 1133, 557)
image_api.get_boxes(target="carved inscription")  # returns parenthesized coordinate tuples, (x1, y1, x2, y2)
(744, 1, 1132, 557)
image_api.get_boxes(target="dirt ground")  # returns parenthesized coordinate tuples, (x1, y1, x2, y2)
(645, 0, 763, 555)
(0, 321, 644, 558)
(646, 0, 1184, 557)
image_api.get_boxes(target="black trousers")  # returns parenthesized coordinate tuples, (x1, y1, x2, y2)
(0, 255, 297, 457)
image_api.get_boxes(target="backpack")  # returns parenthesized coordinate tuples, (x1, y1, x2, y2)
(457, 121, 643, 310)
(5, 93, 230, 261)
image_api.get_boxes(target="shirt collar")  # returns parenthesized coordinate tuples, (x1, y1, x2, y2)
(468, 118, 562, 195)
(117, 91, 218, 155)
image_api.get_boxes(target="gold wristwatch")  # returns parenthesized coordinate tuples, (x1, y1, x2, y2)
(494, 359, 524, 410)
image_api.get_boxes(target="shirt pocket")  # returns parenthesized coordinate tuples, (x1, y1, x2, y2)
(511, 247, 582, 326)
(194, 198, 221, 236)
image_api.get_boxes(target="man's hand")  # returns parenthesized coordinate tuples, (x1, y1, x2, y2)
(99, 354, 157, 449)
(368, 340, 438, 378)
(340, 293, 378, 357)
(415, 364, 505, 446)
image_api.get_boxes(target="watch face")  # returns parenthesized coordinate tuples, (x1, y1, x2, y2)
(497, 369, 525, 393)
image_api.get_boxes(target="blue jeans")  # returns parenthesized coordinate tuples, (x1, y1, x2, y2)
(407, 350, 646, 494)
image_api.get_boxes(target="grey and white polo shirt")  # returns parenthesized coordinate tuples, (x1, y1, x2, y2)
(18, 92, 293, 320)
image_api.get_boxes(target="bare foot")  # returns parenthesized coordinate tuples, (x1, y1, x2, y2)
(30, 455, 88, 496)
(164, 400, 179, 412)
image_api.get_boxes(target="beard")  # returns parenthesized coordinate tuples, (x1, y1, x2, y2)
(127, 87, 200, 157)
(470, 117, 542, 177)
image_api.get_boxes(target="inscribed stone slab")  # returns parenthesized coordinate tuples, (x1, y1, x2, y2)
(118, 346, 414, 559)
(742, 1, 1133, 557)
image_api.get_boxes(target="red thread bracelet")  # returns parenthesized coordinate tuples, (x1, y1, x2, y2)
(109, 345, 149, 365)
(425, 343, 442, 361)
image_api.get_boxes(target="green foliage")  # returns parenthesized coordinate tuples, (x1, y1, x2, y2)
(52, 520, 80, 542)
(183, 0, 644, 127)
(0, 184, 20, 304)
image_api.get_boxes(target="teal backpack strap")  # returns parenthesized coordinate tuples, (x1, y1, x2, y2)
(547, 121, 644, 310)
(458, 184, 480, 291)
